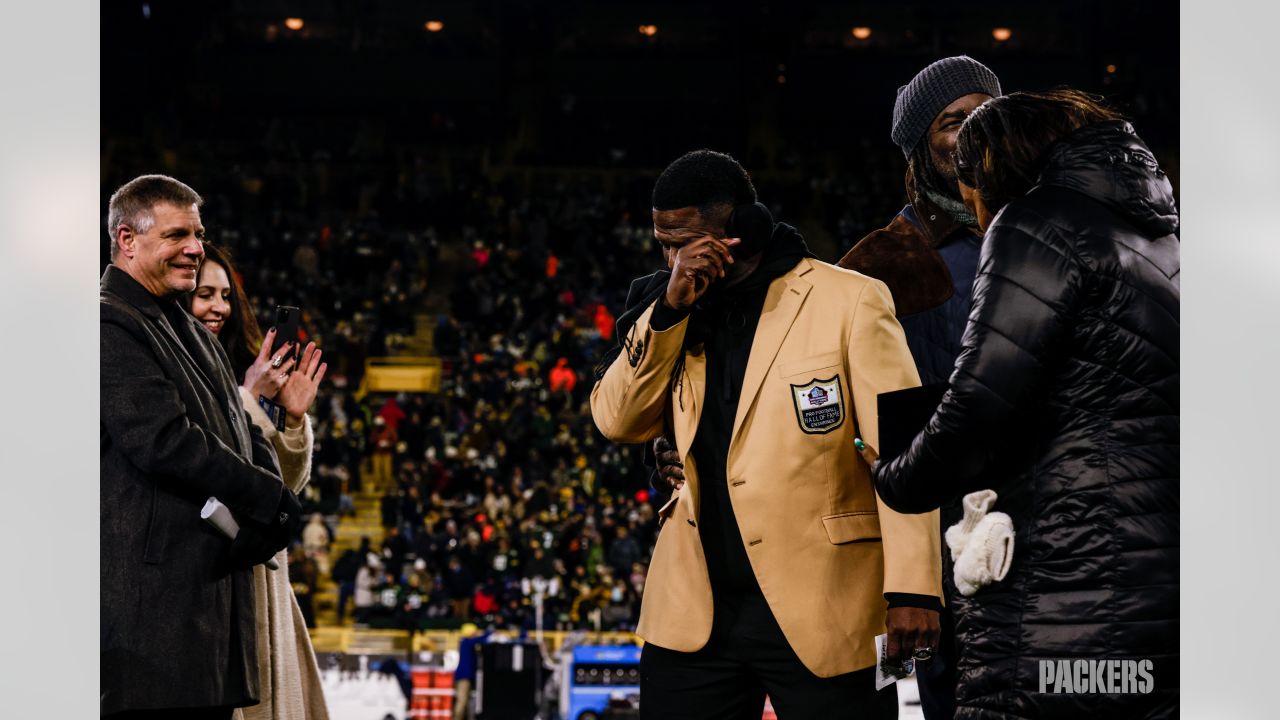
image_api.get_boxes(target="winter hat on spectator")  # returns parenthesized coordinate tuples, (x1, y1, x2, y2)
(891, 56, 1002, 158)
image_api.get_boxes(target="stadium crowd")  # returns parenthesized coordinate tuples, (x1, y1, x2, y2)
(314, 176, 670, 634)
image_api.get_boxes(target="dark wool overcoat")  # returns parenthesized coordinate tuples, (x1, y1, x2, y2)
(101, 265, 285, 714)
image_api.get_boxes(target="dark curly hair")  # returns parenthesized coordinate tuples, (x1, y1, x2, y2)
(651, 149, 756, 217)
(955, 89, 1123, 214)
(179, 242, 264, 378)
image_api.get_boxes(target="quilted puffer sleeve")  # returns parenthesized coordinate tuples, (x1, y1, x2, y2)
(874, 209, 1084, 513)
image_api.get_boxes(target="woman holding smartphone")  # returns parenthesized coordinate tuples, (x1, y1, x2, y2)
(182, 242, 331, 720)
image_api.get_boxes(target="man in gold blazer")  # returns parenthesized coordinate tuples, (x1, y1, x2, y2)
(591, 150, 943, 719)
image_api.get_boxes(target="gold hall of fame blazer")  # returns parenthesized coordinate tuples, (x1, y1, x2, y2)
(590, 257, 942, 678)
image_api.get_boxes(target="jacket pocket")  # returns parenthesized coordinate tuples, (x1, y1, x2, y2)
(141, 482, 168, 565)
(776, 351, 843, 379)
(822, 511, 882, 544)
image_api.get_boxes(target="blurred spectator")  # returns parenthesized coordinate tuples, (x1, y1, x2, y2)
(524, 543, 558, 581)
(548, 357, 578, 393)
(289, 545, 320, 629)
(332, 538, 370, 623)
(354, 555, 379, 624)
(396, 566, 431, 637)
(380, 489, 400, 529)
(377, 396, 407, 433)
(370, 572, 402, 628)
(593, 304, 615, 340)
(369, 415, 396, 493)
(602, 579, 637, 630)
(434, 317, 463, 358)
(401, 485, 428, 538)
(608, 526, 642, 578)
(382, 526, 411, 580)
(444, 556, 476, 620)
(473, 583, 499, 617)
(302, 513, 330, 557)
(629, 562, 647, 596)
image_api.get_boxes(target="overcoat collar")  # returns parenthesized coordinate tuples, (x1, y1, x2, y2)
(101, 264, 167, 319)
(101, 264, 235, 436)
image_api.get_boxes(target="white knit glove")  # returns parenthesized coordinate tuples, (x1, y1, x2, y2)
(944, 490, 1015, 597)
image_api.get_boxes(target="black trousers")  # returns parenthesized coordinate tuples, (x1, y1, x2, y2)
(640, 592, 898, 720)
(914, 603, 957, 720)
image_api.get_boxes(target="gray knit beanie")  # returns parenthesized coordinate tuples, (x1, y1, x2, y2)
(891, 56, 1002, 158)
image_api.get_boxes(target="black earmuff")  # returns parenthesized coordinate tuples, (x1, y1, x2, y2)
(725, 202, 774, 259)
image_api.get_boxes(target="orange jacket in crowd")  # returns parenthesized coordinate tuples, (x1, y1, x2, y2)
(549, 357, 578, 393)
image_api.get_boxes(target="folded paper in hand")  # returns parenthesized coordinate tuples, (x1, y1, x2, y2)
(874, 632, 915, 691)
(201, 498, 279, 571)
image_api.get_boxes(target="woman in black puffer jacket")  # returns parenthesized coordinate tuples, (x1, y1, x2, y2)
(873, 90, 1178, 719)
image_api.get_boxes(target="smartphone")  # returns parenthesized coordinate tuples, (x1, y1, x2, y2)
(271, 305, 301, 359)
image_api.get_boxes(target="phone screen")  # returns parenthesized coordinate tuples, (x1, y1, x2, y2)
(271, 305, 301, 357)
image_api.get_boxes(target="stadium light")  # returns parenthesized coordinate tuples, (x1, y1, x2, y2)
(992, 27, 1012, 42)
(851, 27, 872, 40)
(1106, 64, 1117, 74)
(638, 24, 658, 37)
(425, 20, 444, 32)
(284, 17, 304, 31)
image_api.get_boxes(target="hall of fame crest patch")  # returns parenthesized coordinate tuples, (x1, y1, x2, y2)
(790, 376, 844, 434)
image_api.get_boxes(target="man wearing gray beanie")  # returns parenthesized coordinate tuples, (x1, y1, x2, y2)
(837, 55, 1002, 720)
(839, 53, 1000, 377)
(890, 55, 1002, 161)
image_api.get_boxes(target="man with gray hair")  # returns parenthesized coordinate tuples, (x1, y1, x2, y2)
(838, 55, 1002, 720)
(100, 174, 302, 718)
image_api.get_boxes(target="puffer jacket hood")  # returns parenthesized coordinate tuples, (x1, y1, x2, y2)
(1038, 120, 1178, 238)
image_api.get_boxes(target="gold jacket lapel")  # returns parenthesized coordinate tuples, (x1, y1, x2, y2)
(731, 261, 814, 448)
(674, 347, 705, 522)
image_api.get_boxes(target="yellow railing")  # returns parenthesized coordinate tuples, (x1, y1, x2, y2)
(309, 627, 640, 655)
(355, 356, 443, 398)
